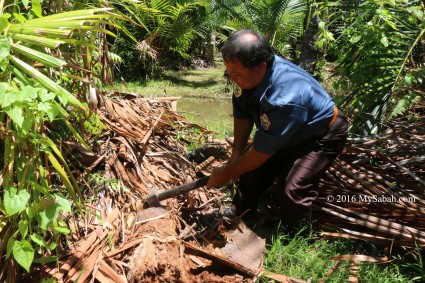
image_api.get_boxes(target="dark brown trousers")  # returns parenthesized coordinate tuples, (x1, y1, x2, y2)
(232, 112, 348, 226)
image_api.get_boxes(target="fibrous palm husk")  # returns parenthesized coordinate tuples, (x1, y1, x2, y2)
(44, 93, 263, 283)
(315, 101, 425, 248)
(43, 94, 424, 283)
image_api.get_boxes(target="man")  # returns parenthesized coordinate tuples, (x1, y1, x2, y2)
(206, 29, 348, 227)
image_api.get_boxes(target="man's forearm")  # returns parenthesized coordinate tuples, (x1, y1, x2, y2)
(223, 145, 272, 180)
(232, 118, 254, 157)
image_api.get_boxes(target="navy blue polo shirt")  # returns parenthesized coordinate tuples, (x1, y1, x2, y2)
(232, 55, 335, 154)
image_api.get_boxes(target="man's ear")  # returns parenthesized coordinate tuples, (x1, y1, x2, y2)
(256, 62, 267, 72)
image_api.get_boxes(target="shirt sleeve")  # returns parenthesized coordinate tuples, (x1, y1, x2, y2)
(232, 93, 253, 119)
(253, 104, 308, 154)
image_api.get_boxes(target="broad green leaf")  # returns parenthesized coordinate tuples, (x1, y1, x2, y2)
(404, 74, 413, 85)
(30, 234, 48, 248)
(33, 256, 58, 264)
(54, 193, 72, 212)
(52, 101, 69, 118)
(28, 196, 55, 219)
(22, 0, 29, 8)
(38, 89, 56, 102)
(31, 0, 42, 18)
(13, 13, 27, 23)
(324, 30, 335, 41)
(316, 39, 325, 49)
(21, 85, 38, 100)
(35, 99, 59, 121)
(0, 90, 17, 108)
(21, 116, 33, 135)
(5, 106, 24, 128)
(0, 39, 10, 63)
(380, 36, 389, 47)
(52, 226, 70, 234)
(47, 242, 57, 250)
(0, 18, 9, 32)
(318, 21, 326, 30)
(37, 102, 51, 112)
(19, 220, 28, 238)
(408, 6, 424, 20)
(4, 186, 30, 216)
(36, 195, 71, 230)
(384, 19, 398, 31)
(349, 35, 361, 44)
(13, 240, 35, 272)
(6, 238, 15, 258)
(37, 205, 59, 231)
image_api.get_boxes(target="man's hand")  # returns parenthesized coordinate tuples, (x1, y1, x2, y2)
(206, 146, 272, 188)
(206, 166, 232, 188)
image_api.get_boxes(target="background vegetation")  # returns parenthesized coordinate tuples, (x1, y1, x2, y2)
(0, 0, 423, 281)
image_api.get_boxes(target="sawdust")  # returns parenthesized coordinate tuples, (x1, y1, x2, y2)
(127, 208, 254, 283)
(127, 213, 184, 283)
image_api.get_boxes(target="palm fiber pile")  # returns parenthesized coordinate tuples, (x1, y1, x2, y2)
(32, 94, 424, 282)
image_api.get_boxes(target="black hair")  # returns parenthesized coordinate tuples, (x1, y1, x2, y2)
(221, 29, 275, 69)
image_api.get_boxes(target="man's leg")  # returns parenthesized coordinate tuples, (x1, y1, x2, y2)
(277, 115, 348, 227)
(231, 150, 288, 217)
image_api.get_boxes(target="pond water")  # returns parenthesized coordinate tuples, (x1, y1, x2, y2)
(176, 97, 233, 134)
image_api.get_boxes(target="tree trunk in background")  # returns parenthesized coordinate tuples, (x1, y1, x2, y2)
(296, 8, 323, 81)
(205, 33, 216, 67)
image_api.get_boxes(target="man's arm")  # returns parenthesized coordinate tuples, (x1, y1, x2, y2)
(207, 117, 272, 188)
(229, 117, 254, 161)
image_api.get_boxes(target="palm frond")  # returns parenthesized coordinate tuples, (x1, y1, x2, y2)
(329, 0, 424, 134)
(215, 0, 306, 55)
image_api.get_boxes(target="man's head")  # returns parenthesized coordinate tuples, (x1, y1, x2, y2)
(221, 29, 274, 68)
(221, 29, 274, 90)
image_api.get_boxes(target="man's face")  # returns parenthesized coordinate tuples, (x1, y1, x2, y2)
(224, 58, 266, 90)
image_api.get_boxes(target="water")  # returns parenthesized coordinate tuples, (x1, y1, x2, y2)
(176, 97, 233, 134)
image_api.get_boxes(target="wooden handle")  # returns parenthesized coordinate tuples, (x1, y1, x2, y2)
(157, 176, 210, 201)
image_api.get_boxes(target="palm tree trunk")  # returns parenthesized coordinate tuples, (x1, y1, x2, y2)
(296, 7, 323, 80)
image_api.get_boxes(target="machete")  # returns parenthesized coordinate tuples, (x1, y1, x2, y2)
(144, 176, 210, 207)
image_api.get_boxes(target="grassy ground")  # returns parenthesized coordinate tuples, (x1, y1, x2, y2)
(261, 226, 422, 282)
(108, 61, 229, 100)
(110, 63, 424, 282)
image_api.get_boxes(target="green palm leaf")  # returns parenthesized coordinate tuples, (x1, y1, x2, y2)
(329, 0, 424, 134)
(10, 43, 66, 68)
(215, 0, 306, 56)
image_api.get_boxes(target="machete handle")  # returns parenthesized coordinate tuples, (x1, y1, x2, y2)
(157, 175, 210, 201)
(144, 176, 210, 207)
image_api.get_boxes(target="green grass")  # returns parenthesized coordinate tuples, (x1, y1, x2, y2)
(262, 227, 423, 282)
(107, 61, 229, 100)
